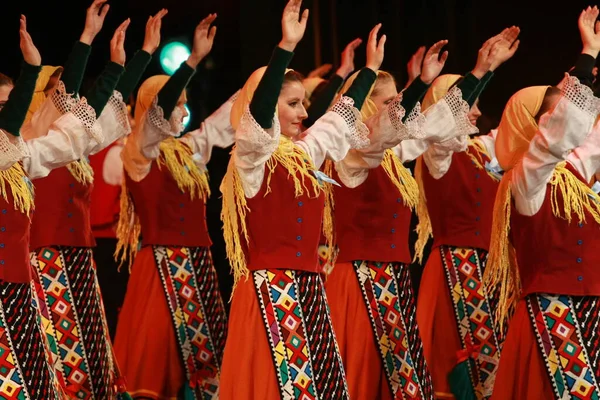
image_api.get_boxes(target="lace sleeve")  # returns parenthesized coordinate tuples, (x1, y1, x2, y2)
(233, 106, 280, 198)
(330, 96, 370, 149)
(0, 130, 27, 170)
(69, 96, 104, 145)
(21, 81, 80, 140)
(87, 90, 131, 156)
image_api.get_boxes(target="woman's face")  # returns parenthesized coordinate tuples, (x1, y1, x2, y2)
(370, 79, 397, 112)
(468, 99, 483, 126)
(0, 84, 13, 111)
(277, 80, 308, 138)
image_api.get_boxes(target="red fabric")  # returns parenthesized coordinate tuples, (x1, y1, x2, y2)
(325, 262, 393, 399)
(126, 163, 211, 248)
(0, 195, 32, 283)
(244, 165, 325, 273)
(416, 248, 462, 400)
(422, 149, 499, 251)
(333, 165, 412, 264)
(220, 277, 281, 400)
(113, 247, 184, 400)
(30, 166, 95, 249)
(491, 300, 553, 400)
(511, 163, 600, 297)
(89, 145, 121, 239)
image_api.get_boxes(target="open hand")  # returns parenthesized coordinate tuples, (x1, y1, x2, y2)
(337, 38, 362, 79)
(110, 19, 130, 66)
(579, 6, 600, 58)
(81, 0, 110, 45)
(279, 0, 309, 52)
(188, 14, 218, 67)
(142, 9, 168, 54)
(19, 15, 41, 66)
(420, 40, 449, 84)
(366, 23, 386, 71)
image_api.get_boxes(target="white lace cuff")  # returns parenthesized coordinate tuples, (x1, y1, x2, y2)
(70, 97, 104, 145)
(443, 86, 479, 137)
(0, 130, 28, 170)
(560, 73, 600, 119)
(238, 105, 280, 156)
(387, 91, 427, 141)
(105, 91, 131, 137)
(331, 96, 370, 149)
(50, 80, 80, 115)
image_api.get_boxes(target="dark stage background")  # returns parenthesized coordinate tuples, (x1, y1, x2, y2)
(0, 0, 592, 312)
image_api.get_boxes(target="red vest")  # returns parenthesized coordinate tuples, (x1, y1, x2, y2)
(511, 164, 600, 297)
(126, 163, 211, 248)
(333, 165, 412, 264)
(89, 145, 121, 239)
(244, 165, 325, 272)
(0, 182, 33, 283)
(30, 166, 95, 250)
(422, 148, 499, 251)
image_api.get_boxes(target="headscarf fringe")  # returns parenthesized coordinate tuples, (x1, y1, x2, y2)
(483, 171, 519, 331)
(467, 138, 500, 182)
(158, 138, 210, 201)
(0, 163, 34, 216)
(221, 137, 335, 295)
(114, 179, 140, 272)
(381, 149, 419, 210)
(413, 157, 432, 264)
(485, 162, 600, 329)
(66, 159, 94, 185)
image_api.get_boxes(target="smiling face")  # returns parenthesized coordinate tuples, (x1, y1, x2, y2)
(277, 72, 308, 138)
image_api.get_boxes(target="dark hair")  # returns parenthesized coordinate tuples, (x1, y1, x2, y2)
(535, 86, 562, 122)
(283, 70, 305, 86)
(0, 73, 14, 88)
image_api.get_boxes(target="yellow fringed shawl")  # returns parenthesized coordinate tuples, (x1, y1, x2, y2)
(221, 136, 335, 292)
(484, 162, 600, 329)
(66, 159, 94, 185)
(115, 138, 210, 270)
(0, 163, 34, 216)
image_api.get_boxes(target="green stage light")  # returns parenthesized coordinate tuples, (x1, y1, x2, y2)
(183, 104, 191, 130)
(160, 42, 191, 75)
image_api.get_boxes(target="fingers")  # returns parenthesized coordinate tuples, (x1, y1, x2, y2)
(346, 38, 363, 51)
(377, 34, 387, 52)
(198, 13, 217, 31)
(439, 50, 449, 64)
(369, 23, 382, 45)
(99, 3, 110, 19)
(427, 39, 448, 56)
(208, 25, 217, 42)
(299, 8, 309, 27)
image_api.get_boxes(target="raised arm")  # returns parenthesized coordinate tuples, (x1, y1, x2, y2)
(303, 38, 362, 128)
(122, 13, 216, 181)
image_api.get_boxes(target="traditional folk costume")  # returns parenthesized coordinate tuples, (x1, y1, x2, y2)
(488, 72, 600, 399)
(324, 71, 483, 400)
(219, 46, 374, 400)
(412, 73, 504, 400)
(24, 41, 148, 399)
(114, 64, 235, 399)
(0, 56, 125, 399)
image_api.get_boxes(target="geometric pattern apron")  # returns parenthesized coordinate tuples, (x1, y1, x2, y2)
(528, 294, 600, 400)
(253, 269, 349, 400)
(353, 260, 434, 399)
(31, 246, 116, 399)
(439, 246, 504, 399)
(0, 281, 64, 399)
(153, 246, 228, 400)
